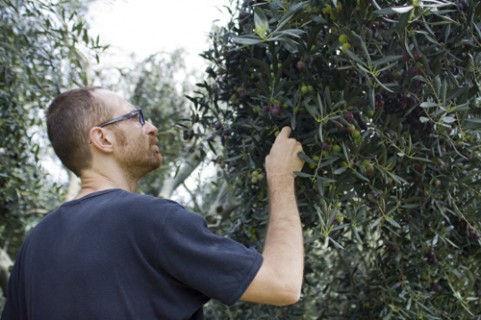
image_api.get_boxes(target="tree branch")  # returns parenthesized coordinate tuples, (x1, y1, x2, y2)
(158, 149, 205, 198)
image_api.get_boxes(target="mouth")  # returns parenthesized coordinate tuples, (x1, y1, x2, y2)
(152, 144, 161, 155)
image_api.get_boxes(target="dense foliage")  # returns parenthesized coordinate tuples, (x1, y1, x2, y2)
(191, 0, 481, 318)
(0, 0, 104, 299)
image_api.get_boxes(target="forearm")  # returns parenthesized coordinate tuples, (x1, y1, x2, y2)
(240, 126, 304, 306)
(263, 175, 304, 298)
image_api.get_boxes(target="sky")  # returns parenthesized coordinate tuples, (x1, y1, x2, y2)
(88, 0, 231, 71)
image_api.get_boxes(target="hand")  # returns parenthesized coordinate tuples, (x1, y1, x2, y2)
(265, 127, 304, 180)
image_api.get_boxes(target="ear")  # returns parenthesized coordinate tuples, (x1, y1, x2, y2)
(88, 127, 115, 153)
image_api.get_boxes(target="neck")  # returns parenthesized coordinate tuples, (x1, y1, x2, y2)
(75, 168, 138, 199)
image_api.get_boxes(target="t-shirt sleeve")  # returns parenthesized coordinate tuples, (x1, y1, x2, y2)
(155, 203, 263, 305)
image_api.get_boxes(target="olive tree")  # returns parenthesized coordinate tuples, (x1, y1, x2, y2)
(191, 0, 481, 318)
(0, 0, 105, 299)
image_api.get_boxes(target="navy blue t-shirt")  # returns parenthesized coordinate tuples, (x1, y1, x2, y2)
(1, 189, 263, 320)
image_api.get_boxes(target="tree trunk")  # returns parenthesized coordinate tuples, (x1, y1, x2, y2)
(159, 149, 205, 199)
(0, 248, 13, 297)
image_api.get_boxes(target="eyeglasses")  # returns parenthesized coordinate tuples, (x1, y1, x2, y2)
(97, 109, 145, 128)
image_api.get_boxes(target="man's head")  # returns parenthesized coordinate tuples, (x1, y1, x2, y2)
(46, 87, 162, 178)
(47, 87, 110, 177)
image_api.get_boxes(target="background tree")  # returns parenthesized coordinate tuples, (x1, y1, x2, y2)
(191, 0, 481, 318)
(0, 0, 105, 300)
(121, 50, 204, 198)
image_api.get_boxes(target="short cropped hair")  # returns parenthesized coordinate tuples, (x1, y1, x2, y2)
(46, 87, 111, 177)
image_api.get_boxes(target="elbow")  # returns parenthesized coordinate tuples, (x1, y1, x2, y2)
(273, 293, 301, 307)
(242, 259, 304, 306)
(271, 282, 302, 306)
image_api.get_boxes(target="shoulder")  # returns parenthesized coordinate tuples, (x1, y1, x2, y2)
(112, 191, 207, 228)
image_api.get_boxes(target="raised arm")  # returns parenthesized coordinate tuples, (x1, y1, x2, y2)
(241, 127, 305, 306)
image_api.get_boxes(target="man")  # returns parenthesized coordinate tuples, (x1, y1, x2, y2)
(2, 87, 304, 319)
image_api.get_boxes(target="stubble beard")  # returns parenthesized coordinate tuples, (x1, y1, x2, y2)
(116, 131, 162, 179)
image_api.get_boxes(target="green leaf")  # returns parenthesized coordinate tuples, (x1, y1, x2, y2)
(82, 29, 89, 45)
(372, 55, 404, 66)
(275, 2, 307, 31)
(386, 217, 401, 228)
(420, 101, 438, 108)
(253, 7, 269, 39)
(441, 115, 456, 124)
(295, 171, 314, 178)
(333, 167, 348, 175)
(276, 29, 305, 38)
(305, 102, 320, 119)
(386, 171, 408, 185)
(353, 170, 369, 182)
(374, 6, 414, 16)
(344, 49, 367, 67)
(298, 152, 316, 165)
(328, 237, 345, 250)
(465, 118, 481, 125)
(232, 36, 264, 45)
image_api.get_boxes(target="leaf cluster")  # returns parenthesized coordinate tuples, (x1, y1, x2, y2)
(191, 0, 481, 318)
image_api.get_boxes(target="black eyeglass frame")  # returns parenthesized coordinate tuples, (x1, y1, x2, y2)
(97, 109, 145, 128)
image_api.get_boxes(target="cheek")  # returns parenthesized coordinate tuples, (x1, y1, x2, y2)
(128, 134, 150, 155)
(114, 130, 128, 146)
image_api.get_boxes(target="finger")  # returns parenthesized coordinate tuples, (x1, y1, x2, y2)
(277, 126, 292, 140)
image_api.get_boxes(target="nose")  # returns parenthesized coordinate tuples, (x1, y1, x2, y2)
(144, 121, 158, 136)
